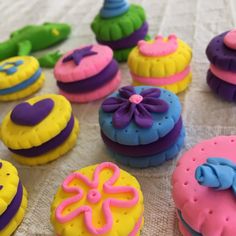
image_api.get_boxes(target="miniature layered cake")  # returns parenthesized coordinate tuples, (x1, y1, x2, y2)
(128, 35, 192, 94)
(51, 162, 144, 235)
(0, 56, 44, 101)
(0, 160, 27, 236)
(54, 45, 121, 103)
(172, 136, 236, 236)
(0, 94, 79, 165)
(206, 29, 236, 101)
(99, 86, 185, 168)
(91, 0, 149, 62)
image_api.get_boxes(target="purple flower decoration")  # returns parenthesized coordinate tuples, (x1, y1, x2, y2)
(63, 45, 97, 66)
(102, 86, 169, 128)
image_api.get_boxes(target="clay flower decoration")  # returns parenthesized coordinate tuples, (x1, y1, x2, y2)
(195, 157, 236, 196)
(102, 86, 169, 128)
(55, 162, 139, 235)
(0, 60, 23, 75)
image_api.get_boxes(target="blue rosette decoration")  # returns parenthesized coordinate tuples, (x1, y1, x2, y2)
(195, 157, 236, 196)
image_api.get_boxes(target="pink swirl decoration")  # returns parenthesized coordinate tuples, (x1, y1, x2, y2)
(55, 162, 139, 235)
(138, 34, 178, 57)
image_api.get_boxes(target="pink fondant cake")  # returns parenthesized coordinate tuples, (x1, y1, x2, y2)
(172, 136, 236, 236)
(54, 45, 121, 103)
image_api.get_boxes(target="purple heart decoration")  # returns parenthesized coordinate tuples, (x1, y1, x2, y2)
(10, 98, 54, 126)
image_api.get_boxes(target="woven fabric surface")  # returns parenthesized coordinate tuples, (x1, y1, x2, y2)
(0, 0, 236, 235)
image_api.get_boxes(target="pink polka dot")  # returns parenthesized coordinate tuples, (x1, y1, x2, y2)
(87, 189, 101, 204)
(224, 29, 236, 50)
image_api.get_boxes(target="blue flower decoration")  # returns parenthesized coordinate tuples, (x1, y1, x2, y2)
(0, 60, 23, 75)
(195, 157, 236, 196)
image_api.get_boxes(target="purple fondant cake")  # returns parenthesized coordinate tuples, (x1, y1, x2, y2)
(206, 29, 236, 101)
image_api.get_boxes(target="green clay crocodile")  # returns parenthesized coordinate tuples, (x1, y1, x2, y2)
(0, 22, 71, 68)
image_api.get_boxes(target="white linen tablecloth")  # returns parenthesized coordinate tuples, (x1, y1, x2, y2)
(0, 0, 236, 235)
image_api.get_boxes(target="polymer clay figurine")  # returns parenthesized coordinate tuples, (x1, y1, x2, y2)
(128, 35, 192, 94)
(99, 86, 185, 168)
(206, 29, 236, 101)
(0, 22, 71, 68)
(54, 44, 121, 103)
(51, 162, 144, 236)
(172, 136, 236, 235)
(91, 0, 149, 62)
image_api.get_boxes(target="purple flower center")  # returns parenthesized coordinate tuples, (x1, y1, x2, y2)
(129, 94, 143, 104)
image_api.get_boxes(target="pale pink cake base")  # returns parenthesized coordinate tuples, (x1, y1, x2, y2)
(210, 64, 236, 85)
(59, 72, 121, 103)
(131, 67, 190, 86)
(172, 136, 236, 236)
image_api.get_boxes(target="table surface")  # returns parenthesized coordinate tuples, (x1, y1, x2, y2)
(0, 0, 236, 235)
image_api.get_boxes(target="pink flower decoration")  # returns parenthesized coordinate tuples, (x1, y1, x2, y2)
(55, 162, 139, 235)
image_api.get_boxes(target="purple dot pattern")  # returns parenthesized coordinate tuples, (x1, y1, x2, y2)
(206, 31, 236, 72)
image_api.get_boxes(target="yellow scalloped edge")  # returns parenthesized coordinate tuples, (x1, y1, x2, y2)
(0, 186, 28, 236)
(1, 94, 72, 149)
(128, 39, 192, 78)
(51, 163, 144, 236)
(0, 56, 39, 89)
(12, 118, 79, 166)
(0, 73, 45, 101)
(0, 160, 19, 215)
(133, 72, 192, 94)
(136, 217, 144, 236)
